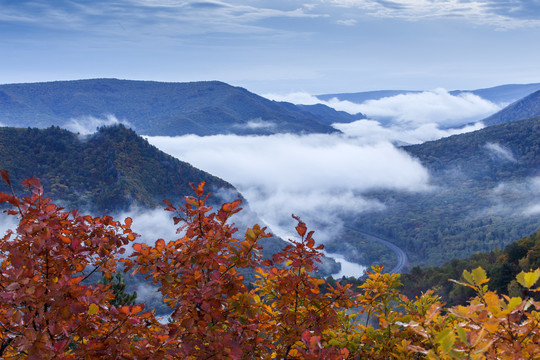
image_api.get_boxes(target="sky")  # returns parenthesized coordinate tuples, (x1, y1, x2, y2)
(2, 0, 540, 94)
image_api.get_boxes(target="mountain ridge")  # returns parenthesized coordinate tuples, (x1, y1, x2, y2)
(0, 78, 360, 136)
(317, 83, 540, 106)
(480, 90, 540, 126)
(0, 124, 238, 212)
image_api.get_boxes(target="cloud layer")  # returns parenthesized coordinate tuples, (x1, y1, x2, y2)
(334, 120, 485, 145)
(347, 89, 499, 127)
(146, 133, 431, 243)
(265, 89, 497, 144)
(477, 176, 540, 217)
(324, 0, 540, 29)
(267, 89, 499, 126)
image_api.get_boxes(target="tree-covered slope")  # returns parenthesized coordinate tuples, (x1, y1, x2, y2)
(0, 125, 238, 212)
(481, 90, 540, 126)
(336, 117, 540, 268)
(0, 79, 353, 135)
(405, 116, 540, 180)
(400, 229, 540, 306)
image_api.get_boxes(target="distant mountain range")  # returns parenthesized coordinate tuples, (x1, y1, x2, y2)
(0, 79, 363, 136)
(2, 78, 540, 273)
(318, 83, 540, 106)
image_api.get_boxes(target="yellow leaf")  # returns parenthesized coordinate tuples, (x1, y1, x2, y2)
(507, 297, 522, 311)
(88, 303, 99, 315)
(516, 269, 540, 289)
(246, 228, 256, 242)
(471, 267, 488, 285)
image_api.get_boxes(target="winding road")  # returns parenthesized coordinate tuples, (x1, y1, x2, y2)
(344, 226, 408, 274)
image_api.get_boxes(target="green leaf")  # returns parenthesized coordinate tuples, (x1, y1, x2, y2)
(456, 325, 468, 345)
(435, 328, 455, 355)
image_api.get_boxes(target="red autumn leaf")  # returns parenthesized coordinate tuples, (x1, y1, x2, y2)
(0, 169, 10, 185)
(163, 199, 175, 211)
(21, 176, 41, 189)
(155, 239, 165, 251)
(292, 214, 309, 238)
(194, 181, 206, 197)
(132, 243, 144, 253)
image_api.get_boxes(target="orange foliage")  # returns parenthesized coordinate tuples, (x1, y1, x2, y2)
(1, 171, 539, 359)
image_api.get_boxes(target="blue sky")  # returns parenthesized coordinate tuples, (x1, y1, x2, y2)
(2, 0, 540, 94)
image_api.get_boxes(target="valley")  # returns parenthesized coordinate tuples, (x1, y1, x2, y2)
(1, 79, 540, 280)
(4, 2, 540, 357)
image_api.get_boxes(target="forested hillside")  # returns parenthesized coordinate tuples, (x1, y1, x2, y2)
(400, 229, 540, 306)
(334, 117, 540, 268)
(481, 90, 540, 126)
(0, 125, 238, 212)
(0, 79, 358, 135)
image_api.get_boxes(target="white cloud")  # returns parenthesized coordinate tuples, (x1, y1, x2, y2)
(1, 1, 325, 38)
(484, 142, 517, 162)
(323, 0, 540, 29)
(145, 133, 431, 243)
(334, 119, 485, 145)
(0, 216, 18, 238)
(346, 89, 499, 127)
(265, 89, 500, 127)
(146, 134, 430, 192)
(478, 177, 540, 217)
(233, 118, 277, 130)
(336, 18, 357, 26)
(63, 115, 133, 135)
(265, 89, 492, 143)
(115, 207, 179, 249)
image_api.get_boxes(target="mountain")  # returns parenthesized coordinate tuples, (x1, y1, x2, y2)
(480, 90, 540, 126)
(317, 90, 421, 104)
(0, 79, 355, 136)
(0, 124, 239, 213)
(294, 103, 364, 125)
(328, 117, 540, 268)
(451, 83, 540, 105)
(317, 83, 540, 106)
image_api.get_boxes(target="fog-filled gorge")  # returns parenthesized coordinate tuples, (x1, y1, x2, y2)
(4, 1, 540, 354)
(141, 89, 498, 255)
(0, 87, 528, 277)
(145, 133, 430, 245)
